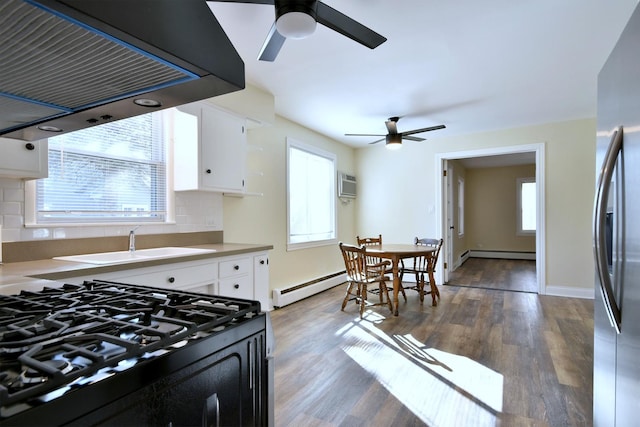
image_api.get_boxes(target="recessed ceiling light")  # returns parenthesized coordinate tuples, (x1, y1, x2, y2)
(134, 98, 162, 107)
(37, 125, 63, 133)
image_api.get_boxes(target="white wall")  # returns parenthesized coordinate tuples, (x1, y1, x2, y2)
(356, 118, 596, 294)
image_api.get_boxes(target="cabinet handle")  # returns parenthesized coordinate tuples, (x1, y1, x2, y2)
(25, 143, 35, 151)
(168, 277, 175, 283)
(234, 284, 240, 289)
(234, 265, 240, 270)
(260, 260, 265, 265)
(206, 169, 212, 174)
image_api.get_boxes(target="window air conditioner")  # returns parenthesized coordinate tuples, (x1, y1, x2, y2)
(338, 172, 356, 198)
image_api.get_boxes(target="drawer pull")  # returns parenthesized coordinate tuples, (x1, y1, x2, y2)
(234, 265, 240, 271)
(234, 284, 240, 289)
(260, 259, 265, 265)
(168, 277, 175, 283)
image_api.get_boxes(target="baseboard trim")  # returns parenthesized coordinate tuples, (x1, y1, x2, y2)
(544, 285, 594, 299)
(272, 272, 346, 308)
(469, 250, 536, 260)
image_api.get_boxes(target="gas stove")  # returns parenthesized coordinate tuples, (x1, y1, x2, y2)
(0, 280, 268, 426)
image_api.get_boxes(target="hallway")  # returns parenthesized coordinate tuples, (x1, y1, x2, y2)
(446, 258, 537, 293)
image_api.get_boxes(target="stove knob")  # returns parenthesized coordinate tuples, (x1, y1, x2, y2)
(168, 276, 175, 283)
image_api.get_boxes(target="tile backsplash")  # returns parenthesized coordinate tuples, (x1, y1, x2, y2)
(0, 178, 224, 243)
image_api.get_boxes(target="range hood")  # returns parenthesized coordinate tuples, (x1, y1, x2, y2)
(0, 0, 245, 141)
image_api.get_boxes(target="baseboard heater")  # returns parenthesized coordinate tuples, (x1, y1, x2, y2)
(469, 250, 536, 260)
(272, 271, 347, 308)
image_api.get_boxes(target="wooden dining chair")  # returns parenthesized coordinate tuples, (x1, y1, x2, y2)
(339, 242, 393, 318)
(356, 235, 407, 301)
(399, 237, 443, 305)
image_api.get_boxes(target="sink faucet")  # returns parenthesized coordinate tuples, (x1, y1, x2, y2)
(129, 226, 140, 253)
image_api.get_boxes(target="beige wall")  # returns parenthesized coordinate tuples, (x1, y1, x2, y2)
(223, 115, 357, 292)
(356, 118, 596, 293)
(465, 164, 536, 253)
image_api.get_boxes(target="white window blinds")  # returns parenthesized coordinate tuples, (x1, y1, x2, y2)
(35, 113, 167, 223)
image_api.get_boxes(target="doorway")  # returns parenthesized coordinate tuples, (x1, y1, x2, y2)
(434, 143, 545, 294)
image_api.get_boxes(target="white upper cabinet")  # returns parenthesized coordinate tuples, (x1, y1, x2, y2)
(0, 137, 48, 179)
(173, 103, 246, 194)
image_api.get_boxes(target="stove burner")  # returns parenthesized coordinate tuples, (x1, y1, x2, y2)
(0, 280, 261, 409)
(21, 360, 73, 384)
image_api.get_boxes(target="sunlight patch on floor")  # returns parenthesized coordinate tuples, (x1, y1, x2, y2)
(337, 310, 503, 426)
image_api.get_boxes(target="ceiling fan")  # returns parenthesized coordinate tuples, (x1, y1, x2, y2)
(346, 117, 446, 150)
(209, 0, 387, 61)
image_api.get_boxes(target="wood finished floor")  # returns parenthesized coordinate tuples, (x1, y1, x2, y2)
(447, 258, 538, 293)
(271, 280, 593, 426)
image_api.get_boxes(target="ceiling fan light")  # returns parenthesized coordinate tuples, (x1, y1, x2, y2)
(386, 134, 402, 150)
(276, 11, 317, 39)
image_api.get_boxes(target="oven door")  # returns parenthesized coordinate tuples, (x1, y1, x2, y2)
(69, 329, 267, 427)
(4, 316, 267, 427)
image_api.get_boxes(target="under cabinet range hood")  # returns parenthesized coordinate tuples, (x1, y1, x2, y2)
(0, 0, 245, 141)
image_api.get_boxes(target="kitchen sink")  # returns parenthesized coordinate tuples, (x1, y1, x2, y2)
(53, 247, 216, 265)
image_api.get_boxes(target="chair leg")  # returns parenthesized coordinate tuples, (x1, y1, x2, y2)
(417, 272, 425, 303)
(341, 281, 354, 311)
(359, 283, 367, 318)
(381, 281, 393, 312)
(429, 281, 439, 306)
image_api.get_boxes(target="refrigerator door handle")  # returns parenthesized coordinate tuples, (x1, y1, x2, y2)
(594, 126, 623, 333)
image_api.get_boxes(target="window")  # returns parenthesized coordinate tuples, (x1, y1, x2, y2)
(517, 177, 536, 234)
(287, 138, 337, 250)
(31, 112, 167, 224)
(457, 177, 465, 236)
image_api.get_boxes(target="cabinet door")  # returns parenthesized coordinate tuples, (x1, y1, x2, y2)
(219, 275, 253, 300)
(201, 106, 246, 192)
(62, 259, 218, 292)
(254, 254, 270, 311)
(0, 137, 48, 179)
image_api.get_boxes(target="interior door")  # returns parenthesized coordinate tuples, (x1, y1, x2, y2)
(444, 159, 453, 283)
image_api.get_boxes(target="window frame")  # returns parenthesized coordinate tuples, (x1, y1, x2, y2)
(286, 137, 337, 251)
(517, 177, 536, 235)
(25, 112, 171, 227)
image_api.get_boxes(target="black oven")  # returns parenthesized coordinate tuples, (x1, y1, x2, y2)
(0, 280, 269, 426)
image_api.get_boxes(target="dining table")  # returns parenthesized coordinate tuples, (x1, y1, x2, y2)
(364, 243, 438, 316)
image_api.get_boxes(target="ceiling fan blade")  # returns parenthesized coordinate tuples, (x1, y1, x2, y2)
(258, 22, 286, 61)
(345, 133, 386, 137)
(316, 2, 386, 49)
(368, 138, 385, 145)
(207, 1, 274, 4)
(385, 119, 398, 134)
(402, 135, 426, 142)
(402, 124, 446, 137)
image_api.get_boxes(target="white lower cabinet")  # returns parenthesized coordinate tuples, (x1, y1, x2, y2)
(64, 259, 217, 293)
(253, 253, 270, 310)
(217, 255, 255, 301)
(61, 250, 271, 310)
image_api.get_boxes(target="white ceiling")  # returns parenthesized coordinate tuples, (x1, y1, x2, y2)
(207, 0, 638, 151)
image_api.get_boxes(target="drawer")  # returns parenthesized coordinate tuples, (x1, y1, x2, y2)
(181, 282, 216, 295)
(117, 261, 218, 290)
(219, 257, 252, 278)
(218, 275, 253, 300)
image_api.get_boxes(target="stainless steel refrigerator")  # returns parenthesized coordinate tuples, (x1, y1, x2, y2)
(594, 3, 640, 425)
